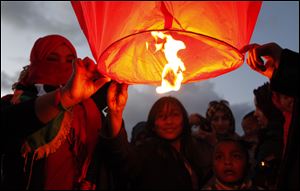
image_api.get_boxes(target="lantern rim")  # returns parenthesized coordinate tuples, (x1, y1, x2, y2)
(98, 29, 244, 85)
(99, 29, 243, 62)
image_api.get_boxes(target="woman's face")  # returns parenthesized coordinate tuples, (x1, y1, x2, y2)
(213, 142, 247, 185)
(154, 103, 184, 140)
(210, 111, 231, 135)
(45, 44, 76, 83)
(46, 44, 75, 64)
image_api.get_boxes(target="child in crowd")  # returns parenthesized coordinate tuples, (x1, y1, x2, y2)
(203, 139, 263, 190)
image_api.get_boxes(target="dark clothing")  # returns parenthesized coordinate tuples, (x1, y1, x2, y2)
(100, 126, 213, 189)
(1, 98, 45, 153)
(270, 49, 299, 97)
(1, 96, 41, 190)
(253, 119, 284, 189)
(271, 49, 299, 189)
(255, 120, 284, 163)
(0, 84, 112, 190)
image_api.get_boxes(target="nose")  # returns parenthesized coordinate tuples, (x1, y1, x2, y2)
(165, 115, 173, 123)
(224, 157, 232, 165)
(215, 118, 224, 125)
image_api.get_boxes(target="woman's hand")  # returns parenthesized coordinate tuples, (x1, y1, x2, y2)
(107, 81, 128, 115)
(61, 57, 111, 108)
(107, 81, 128, 137)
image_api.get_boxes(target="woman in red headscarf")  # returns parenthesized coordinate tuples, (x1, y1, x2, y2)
(1, 34, 111, 190)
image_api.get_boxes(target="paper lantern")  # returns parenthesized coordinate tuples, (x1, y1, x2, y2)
(71, 1, 262, 90)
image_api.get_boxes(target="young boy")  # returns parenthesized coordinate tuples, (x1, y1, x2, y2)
(203, 139, 263, 190)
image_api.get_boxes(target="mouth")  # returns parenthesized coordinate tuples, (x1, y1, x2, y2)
(224, 170, 235, 176)
(162, 128, 175, 133)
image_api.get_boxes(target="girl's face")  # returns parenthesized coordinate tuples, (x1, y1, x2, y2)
(213, 141, 247, 186)
(210, 111, 231, 135)
(154, 103, 184, 141)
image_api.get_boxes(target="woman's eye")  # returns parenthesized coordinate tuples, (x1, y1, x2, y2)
(66, 59, 73, 63)
(67, 56, 75, 63)
(46, 55, 59, 62)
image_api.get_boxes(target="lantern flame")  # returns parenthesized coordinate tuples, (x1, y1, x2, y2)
(148, 31, 186, 94)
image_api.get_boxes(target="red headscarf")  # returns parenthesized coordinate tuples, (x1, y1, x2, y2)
(24, 34, 77, 86)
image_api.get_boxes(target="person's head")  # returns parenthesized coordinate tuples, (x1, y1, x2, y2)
(213, 139, 249, 186)
(23, 34, 77, 86)
(146, 96, 190, 141)
(189, 113, 211, 133)
(206, 100, 235, 135)
(253, 82, 284, 127)
(241, 111, 260, 136)
(12, 65, 30, 91)
(131, 121, 148, 145)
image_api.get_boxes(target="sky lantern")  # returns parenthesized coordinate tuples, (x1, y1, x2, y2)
(71, 1, 262, 93)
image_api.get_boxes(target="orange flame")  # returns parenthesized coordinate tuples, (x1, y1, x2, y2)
(149, 31, 186, 94)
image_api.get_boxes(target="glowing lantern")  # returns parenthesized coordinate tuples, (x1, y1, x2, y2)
(71, 1, 262, 89)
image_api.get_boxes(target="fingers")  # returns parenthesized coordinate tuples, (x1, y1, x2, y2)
(107, 81, 128, 100)
(242, 43, 267, 72)
(121, 83, 129, 95)
(94, 76, 111, 91)
(249, 46, 265, 71)
(83, 57, 97, 72)
(240, 44, 259, 54)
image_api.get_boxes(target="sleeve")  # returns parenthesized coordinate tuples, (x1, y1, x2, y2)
(99, 124, 142, 182)
(1, 98, 45, 152)
(91, 82, 111, 114)
(270, 49, 299, 97)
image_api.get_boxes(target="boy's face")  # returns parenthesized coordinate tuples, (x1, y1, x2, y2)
(242, 116, 259, 135)
(213, 141, 247, 185)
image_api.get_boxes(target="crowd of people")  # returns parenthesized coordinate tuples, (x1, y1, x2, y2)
(1, 34, 298, 190)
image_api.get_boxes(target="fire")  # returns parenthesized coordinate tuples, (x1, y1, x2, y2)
(148, 31, 186, 94)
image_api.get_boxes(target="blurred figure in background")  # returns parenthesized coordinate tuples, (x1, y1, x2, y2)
(241, 110, 260, 176)
(206, 100, 240, 142)
(130, 121, 148, 146)
(189, 113, 217, 146)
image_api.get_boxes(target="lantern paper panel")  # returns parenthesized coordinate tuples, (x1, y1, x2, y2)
(71, 1, 262, 85)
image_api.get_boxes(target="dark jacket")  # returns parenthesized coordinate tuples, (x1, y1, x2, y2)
(100, 126, 213, 190)
(253, 119, 284, 189)
(271, 49, 299, 190)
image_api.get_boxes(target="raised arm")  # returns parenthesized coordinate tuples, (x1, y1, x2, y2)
(106, 81, 128, 137)
(35, 57, 110, 123)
